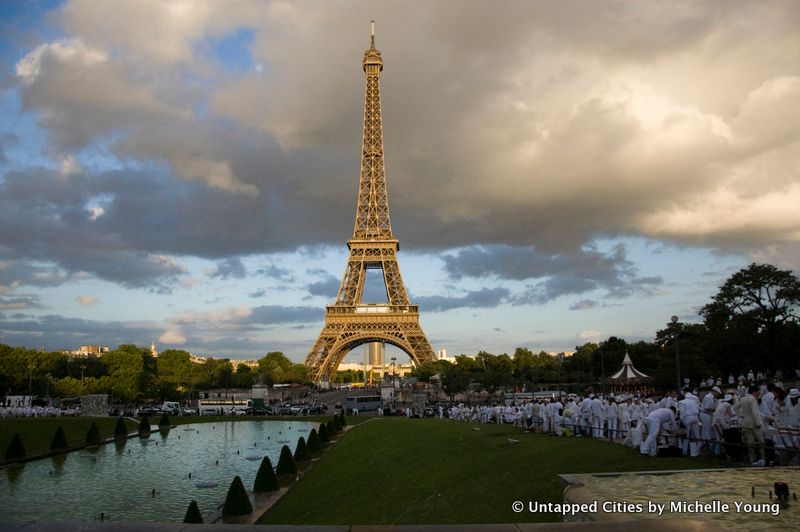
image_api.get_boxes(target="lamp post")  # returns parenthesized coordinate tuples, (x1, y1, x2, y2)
(671, 315, 681, 392)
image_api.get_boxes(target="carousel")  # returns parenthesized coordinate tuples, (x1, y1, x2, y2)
(608, 352, 653, 395)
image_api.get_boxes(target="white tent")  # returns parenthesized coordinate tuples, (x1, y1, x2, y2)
(609, 352, 650, 381)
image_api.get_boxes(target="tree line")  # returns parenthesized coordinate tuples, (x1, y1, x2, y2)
(411, 263, 800, 396)
(0, 346, 310, 403)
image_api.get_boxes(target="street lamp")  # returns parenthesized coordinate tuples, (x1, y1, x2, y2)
(671, 315, 681, 392)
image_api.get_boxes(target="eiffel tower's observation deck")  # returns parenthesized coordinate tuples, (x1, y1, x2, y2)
(304, 22, 436, 383)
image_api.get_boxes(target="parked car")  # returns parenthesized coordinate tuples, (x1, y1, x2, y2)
(245, 406, 269, 416)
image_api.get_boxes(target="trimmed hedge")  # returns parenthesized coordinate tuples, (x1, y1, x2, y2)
(307, 428, 323, 456)
(183, 500, 203, 523)
(275, 444, 297, 484)
(222, 475, 253, 517)
(50, 426, 69, 451)
(4, 433, 25, 461)
(326, 420, 338, 437)
(318, 423, 330, 444)
(114, 416, 128, 439)
(293, 436, 311, 464)
(253, 456, 279, 492)
(158, 413, 170, 427)
(85, 421, 101, 446)
(138, 417, 151, 437)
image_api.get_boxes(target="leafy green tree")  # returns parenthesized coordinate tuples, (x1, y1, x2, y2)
(700, 263, 800, 371)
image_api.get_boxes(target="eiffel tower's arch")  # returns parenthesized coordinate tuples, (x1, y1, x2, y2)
(322, 334, 420, 382)
(304, 22, 436, 383)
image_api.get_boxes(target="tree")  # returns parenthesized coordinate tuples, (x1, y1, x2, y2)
(700, 263, 800, 371)
(222, 475, 253, 517)
(701, 263, 800, 329)
(183, 500, 203, 523)
(253, 456, 279, 492)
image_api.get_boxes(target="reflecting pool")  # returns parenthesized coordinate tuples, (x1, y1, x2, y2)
(0, 420, 317, 523)
(565, 467, 800, 531)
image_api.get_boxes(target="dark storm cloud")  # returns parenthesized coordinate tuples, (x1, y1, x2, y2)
(247, 305, 321, 325)
(4, 0, 799, 297)
(0, 313, 161, 350)
(0, 296, 43, 310)
(211, 257, 247, 280)
(254, 263, 294, 282)
(415, 287, 510, 312)
(306, 274, 340, 299)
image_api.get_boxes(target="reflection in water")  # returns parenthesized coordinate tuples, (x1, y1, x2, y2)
(0, 420, 317, 523)
(5, 464, 25, 484)
(114, 439, 127, 455)
(50, 453, 68, 473)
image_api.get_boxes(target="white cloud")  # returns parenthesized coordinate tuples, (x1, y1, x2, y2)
(159, 327, 187, 344)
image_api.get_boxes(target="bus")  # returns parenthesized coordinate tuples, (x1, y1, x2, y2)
(345, 395, 382, 413)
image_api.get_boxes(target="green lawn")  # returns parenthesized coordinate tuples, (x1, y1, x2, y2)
(260, 418, 729, 525)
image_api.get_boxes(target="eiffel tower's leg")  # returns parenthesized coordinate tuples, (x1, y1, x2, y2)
(306, 323, 342, 382)
(335, 250, 366, 306)
(381, 250, 410, 305)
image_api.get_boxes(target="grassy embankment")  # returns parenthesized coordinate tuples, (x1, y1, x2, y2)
(261, 417, 729, 525)
(0, 417, 139, 461)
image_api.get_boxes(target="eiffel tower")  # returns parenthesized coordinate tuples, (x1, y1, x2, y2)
(305, 22, 436, 383)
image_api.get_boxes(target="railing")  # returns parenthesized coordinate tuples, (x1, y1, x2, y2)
(326, 305, 417, 315)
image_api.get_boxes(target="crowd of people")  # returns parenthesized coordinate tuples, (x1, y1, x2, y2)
(0, 402, 79, 417)
(438, 374, 800, 467)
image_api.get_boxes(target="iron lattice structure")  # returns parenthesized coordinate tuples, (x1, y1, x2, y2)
(305, 23, 436, 383)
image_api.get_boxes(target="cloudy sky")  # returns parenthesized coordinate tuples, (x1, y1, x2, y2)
(1, 0, 798, 362)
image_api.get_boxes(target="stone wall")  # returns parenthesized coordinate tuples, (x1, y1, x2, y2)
(79, 394, 109, 416)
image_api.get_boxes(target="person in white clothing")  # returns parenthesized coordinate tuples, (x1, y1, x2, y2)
(590, 395, 605, 438)
(700, 386, 721, 450)
(679, 393, 701, 457)
(605, 399, 619, 439)
(640, 407, 677, 456)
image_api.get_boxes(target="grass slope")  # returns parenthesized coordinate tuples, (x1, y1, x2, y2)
(0, 417, 139, 458)
(261, 418, 727, 525)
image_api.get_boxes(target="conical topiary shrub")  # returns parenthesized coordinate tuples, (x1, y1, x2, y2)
(332, 415, 342, 432)
(50, 426, 69, 451)
(158, 413, 170, 427)
(327, 420, 338, 437)
(318, 423, 330, 445)
(253, 456, 279, 492)
(307, 428, 322, 457)
(114, 416, 128, 439)
(275, 444, 297, 485)
(293, 436, 311, 466)
(138, 416, 151, 437)
(4, 433, 25, 461)
(222, 475, 253, 517)
(85, 421, 101, 446)
(183, 500, 203, 523)
(338, 412, 347, 426)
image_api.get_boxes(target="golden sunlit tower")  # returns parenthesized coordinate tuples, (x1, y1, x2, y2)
(305, 22, 436, 383)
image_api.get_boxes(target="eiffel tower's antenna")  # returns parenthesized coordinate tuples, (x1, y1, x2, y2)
(304, 22, 435, 383)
